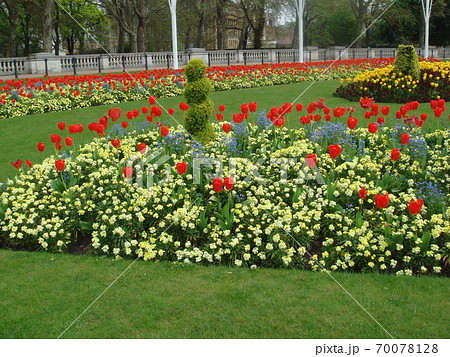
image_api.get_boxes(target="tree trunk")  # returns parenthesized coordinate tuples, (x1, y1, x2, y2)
(292, 9, 298, 48)
(118, 24, 125, 52)
(355, 19, 363, 48)
(79, 33, 85, 54)
(43, 0, 54, 53)
(55, 4, 60, 55)
(253, 13, 265, 49)
(136, 0, 146, 52)
(196, 15, 204, 48)
(5, 0, 18, 57)
(129, 32, 137, 53)
(216, 0, 225, 49)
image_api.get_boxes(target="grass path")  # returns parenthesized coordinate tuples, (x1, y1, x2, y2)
(0, 250, 448, 339)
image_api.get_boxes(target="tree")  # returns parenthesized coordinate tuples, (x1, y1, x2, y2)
(348, 0, 390, 47)
(58, 0, 107, 54)
(2, 0, 23, 56)
(43, 0, 54, 52)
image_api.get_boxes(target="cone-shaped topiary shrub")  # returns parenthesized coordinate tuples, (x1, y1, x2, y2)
(184, 58, 215, 144)
(393, 44, 420, 81)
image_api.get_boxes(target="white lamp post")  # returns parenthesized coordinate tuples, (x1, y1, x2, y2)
(421, 0, 433, 58)
(294, 0, 305, 63)
(168, 0, 179, 69)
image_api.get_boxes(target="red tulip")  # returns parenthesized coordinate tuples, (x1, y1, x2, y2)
(306, 153, 317, 168)
(176, 162, 187, 175)
(249, 102, 257, 112)
(270, 107, 279, 117)
(160, 126, 169, 137)
(121, 121, 128, 129)
(224, 176, 234, 190)
(430, 100, 438, 109)
(375, 193, 389, 209)
(415, 120, 424, 127)
(11, 159, 22, 169)
(347, 116, 358, 129)
(273, 116, 285, 128)
(123, 167, 133, 178)
(377, 117, 385, 125)
(381, 106, 390, 116)
(365, 111, 372, 119)
(50, 134, 62, 143)
(138, 143, 147, 154)
(151, 106, 162, 117)
(132, 109, 139, 117)
(58, 122, 66, 131)
(396, 111, 403, 119)
(325, 114, 331, 121)
(37, 142, 45, 152)
(110, 139, 121, 148)
(146, 115, 153, 122)
(223, 123, 231, 133)
(168, 108, 175, 116)
(400, 105, 409, 115)
(179, 102, 189, 111)
(55, 159, 65, 172)
(295, 103, 303, 112)
(218, 105, 225, 112)
(333, 107, 346, 118)
(358, 187, 367, 199)
(371, 104, 379, 117)
(108, 108, 122, 121)
(216, 113, 224, 121)
(25, 160, 32, 168)
(148, 95, 156, 105)
(241, 103, 249, 114)
(233, 113, 244, 124)
(65, 137, 73, 147)
(141, 106, 149, 114)
(328, 144, 341, 159)
(212, 177, 223, 192)
(126, 111, 133, 120)
(391, 149, 400, 161)
(408, 199, 423, 215)
(323, 107, 330, 115)
(437, 99, 446, 108)
(360, 97, 374, 109)
(433, 108, 444, 118)
(401, 133, 410, 145)
(368, 123, 378, 133)
(55, 142, 62, 151)
(420, 113, 428, 121)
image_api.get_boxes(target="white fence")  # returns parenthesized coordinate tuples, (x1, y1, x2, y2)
(1, 47, 449, 77)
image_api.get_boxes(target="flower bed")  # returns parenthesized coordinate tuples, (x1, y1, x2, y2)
(0, 58, 394, 120)
(1, 98, 449, 276)
(335, 60, 450, 103)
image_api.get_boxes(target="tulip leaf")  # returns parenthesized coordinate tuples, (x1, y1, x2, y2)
(50, 179, 64, 193)
(199, 210, 208, 230)
(0, 202, 5, 220)
(80, 220, 93, 232)
(239, 199, 254, 207)
(419, 232, 431, 251)
(292, 186, 302, 203)
(356, 211, 363, 228)
(384, 225, 392, 238)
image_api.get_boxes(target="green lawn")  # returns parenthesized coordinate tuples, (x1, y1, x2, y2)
(0, 249, 448, 339)
(0, 80, 444, 181)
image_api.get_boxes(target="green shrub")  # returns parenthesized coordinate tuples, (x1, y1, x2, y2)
(393, 45, 420, 80)
(184, 58, 215, 144)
